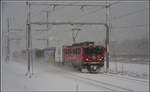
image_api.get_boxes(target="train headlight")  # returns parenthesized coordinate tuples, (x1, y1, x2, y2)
(99, 58, 102, 60)
(98, 57, 103, 61)
(86, 58, 89, 61)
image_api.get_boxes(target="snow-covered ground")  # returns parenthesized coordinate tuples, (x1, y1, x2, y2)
(1, 58, 149, 91)
(2, 61, 108, 91)
(108, 61, 149, 79)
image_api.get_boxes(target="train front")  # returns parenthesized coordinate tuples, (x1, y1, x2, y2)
(82, 45, 105, 72)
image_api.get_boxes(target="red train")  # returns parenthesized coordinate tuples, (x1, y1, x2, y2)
(63, 41, 106, 72)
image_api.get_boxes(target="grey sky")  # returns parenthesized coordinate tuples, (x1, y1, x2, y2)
(2, 1, 149, 49)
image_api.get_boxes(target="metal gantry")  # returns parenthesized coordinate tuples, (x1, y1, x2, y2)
(5, 17, 23, 62)
(26, 1, 110, 75)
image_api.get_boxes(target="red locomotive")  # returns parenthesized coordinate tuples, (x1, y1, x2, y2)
(63, 41, 106, 72)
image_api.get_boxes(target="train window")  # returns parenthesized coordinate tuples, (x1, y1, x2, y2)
(67, 49, 68, 54)
(75, 48, 77, 55)
(84, 47, 104, 55)
(69, 49, 72, 54)
(73, 49, 76, 54)
(72, 49, 73, 54)
(77, 48, 80, 54)
(68, 49, 70, 54)
(79, 48, 81, 54)
(70, 49, 73, 54)
(66, 49, 68, 54)
(76, 48, 77, 55)
(75, 49, 77, 54)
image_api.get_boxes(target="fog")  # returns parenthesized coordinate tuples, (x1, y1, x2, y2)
(2, 1, 149, 58)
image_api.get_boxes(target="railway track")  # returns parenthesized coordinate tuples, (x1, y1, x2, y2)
(67, 72, 134, 91)
(33, 62, 148, 91)
(62, 63, 148, 83)
(44, 64, 134, 91)
(102, 73, 149, 83)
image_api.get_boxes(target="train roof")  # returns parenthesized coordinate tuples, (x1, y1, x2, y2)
(72, 41, 94, 46)
(63, 41, 104, 48)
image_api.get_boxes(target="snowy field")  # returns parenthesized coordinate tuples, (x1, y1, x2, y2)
(108, 61, 149, 79)
(1, 57, 149, 91)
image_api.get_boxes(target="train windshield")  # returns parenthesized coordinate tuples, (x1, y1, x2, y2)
(84, 46, 104, 55)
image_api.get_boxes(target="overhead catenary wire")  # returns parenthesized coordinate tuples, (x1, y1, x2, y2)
(112, 8, 148, 21)
(29, 1, 109, 37)
(72, 28, 81, 43)
(66, 2, 148, 29)
(30, 1, 121, 25)
(112, 24, 148, 30)
(29, 1, 120, 33)
(41, 3, 79, 46)
(70, 1, 121, 22)
(66, 2, 148, 35)
(30, 1, 83, 19)
(29, 2, 109, 7)
(9, 29, 25, 31)
(69, 2, 148, 32)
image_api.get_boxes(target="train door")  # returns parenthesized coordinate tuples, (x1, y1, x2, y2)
(55, 46, 63, 63)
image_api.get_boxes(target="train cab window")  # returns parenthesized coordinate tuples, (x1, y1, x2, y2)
(84, 46, 104, 55)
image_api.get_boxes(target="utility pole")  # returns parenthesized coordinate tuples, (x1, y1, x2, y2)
(26, 1, 32, 77)
(6, 17, 10, 62)
(105, 0, 110, 72)
(46, 11, 49, 48)
(46, 11, 49, 29)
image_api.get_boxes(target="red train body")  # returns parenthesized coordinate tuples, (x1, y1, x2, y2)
(63, 42, 105, 72)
